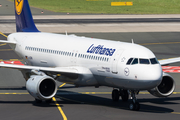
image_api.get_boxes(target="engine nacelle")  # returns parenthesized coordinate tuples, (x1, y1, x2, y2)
(26, 75, 57, 100)
(148, 72, 175, 97)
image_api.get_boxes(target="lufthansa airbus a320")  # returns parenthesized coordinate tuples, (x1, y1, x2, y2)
(0, 0, 179, 111)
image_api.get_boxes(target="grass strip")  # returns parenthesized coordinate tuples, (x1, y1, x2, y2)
(12, 0, 180, 14)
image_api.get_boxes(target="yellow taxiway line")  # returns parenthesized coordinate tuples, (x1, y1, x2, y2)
(0, 92, 180, 95)
(0, 49, 13, 51)
(0, 59, 23, 61)
(0, 43, 7, 46)
(0, 93, 28, 94)
(0, 32, 7, 38)
(140, 41, 180, 46)
(53, 83, 67, 120)
(53, 97, 67, 120)
(59, 83, 66, 88)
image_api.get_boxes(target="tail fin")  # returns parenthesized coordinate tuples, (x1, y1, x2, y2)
(14, 0, 40, 32)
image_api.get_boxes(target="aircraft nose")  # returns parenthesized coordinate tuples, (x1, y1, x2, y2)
(133, 64, 163, 89)
(145, 64, 163, 87)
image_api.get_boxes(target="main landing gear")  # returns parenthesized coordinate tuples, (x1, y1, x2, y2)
(112, 89, 140, 111)
(112, 89, 129, 102)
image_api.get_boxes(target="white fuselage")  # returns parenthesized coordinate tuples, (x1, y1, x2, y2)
(7, 32, 163, 90)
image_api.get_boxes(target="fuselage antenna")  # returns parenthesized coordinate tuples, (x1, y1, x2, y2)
(132, 39, 134, 44)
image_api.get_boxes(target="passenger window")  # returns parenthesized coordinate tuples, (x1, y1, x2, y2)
(150, 58, 158, 64)
(132, 58, 138, 65)
(126, 58, 133, 65)
(140, 59, 150, 64)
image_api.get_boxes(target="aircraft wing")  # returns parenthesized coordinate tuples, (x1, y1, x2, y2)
(0, 40, 16, 44)
(159, 57, 180, 66)
(0, 63, 78, 74)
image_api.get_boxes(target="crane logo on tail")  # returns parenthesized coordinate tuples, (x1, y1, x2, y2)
(15, 0, 24, 15)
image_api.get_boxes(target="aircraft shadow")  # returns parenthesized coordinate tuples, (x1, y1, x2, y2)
(55, 90, 180, 113)
(0, 89, 178, 112)
(0, 99, 59, 108)
(0, 87, 26, 90)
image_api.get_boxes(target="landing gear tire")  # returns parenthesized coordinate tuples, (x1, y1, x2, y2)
(120, 90, 129, 102)
(129, 91, 140, 111)
(129, 102, 135, 110)
(35, 99, 42, 103)
(112, 89, 119, 102)
(129, 102, 140, 111)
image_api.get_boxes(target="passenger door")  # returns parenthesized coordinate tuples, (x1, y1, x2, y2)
(111, 49, 124, 74)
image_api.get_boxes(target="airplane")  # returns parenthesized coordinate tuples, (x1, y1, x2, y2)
(0, 0, 179, 111)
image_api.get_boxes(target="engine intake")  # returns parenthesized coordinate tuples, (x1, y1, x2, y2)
(148, 72, 175, 97)
(26, 75, 57, 100)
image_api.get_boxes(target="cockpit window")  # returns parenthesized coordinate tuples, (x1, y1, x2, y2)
(150, 58, 158, 64)
(127, 57, 158, 65)
(139, 59, 150, 64)
(126, 58, 133, 65)
(132, 58, 138, 65)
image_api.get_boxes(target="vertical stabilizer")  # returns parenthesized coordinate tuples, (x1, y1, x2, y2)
(14, 0, 40, 32)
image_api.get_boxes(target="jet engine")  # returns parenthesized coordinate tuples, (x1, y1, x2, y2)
(148, 72, 175, 97)
(26, 75, 57, 100)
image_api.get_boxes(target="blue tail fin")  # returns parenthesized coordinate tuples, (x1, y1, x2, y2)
(14, 0, 40, 32)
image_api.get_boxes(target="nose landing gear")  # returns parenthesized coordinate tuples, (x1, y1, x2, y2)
(129, 91, 140, 111)
(112, 89, 140, 111)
